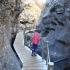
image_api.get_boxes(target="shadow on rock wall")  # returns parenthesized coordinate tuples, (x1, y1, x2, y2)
(37, 0, 70, 70)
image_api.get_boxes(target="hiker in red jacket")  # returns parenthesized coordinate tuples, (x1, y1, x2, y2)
(31, 30, 40, 56)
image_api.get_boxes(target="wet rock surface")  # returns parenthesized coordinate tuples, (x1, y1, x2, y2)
(37, 0, 70, 70)
(0, 46, 21, 70)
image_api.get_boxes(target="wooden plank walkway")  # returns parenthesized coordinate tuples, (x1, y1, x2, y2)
(14, 31, 48, 70)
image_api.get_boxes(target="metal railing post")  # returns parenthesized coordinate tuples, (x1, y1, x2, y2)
(46, 41, 54, 70)
(41, 39, 44, 60)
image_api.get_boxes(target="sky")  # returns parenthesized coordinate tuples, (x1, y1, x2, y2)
(34, 0, 47, 8)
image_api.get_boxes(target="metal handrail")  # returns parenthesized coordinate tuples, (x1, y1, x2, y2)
(54, 57, 68, 63)
(41, 40, 54, 70)
(46, 41, 54, 70)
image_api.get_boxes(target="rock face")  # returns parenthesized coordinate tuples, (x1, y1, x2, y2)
(18, 0, 42, 47)
(37, 0, 70, 70)
(19, 0, 41, 26)
(0, 0, 22, 70)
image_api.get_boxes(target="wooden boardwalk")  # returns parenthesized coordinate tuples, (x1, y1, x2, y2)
(14, 31, 48, 70)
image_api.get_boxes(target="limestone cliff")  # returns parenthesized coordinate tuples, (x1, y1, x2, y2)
(0, 0, 22, 69)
